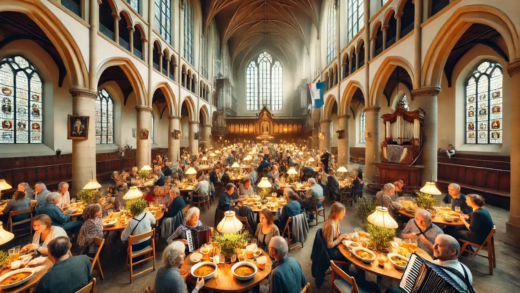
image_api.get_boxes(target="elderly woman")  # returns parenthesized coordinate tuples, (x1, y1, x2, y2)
(154, 166, 166, 186)
(255, 208, 280, 250)
(322, 202, 350, 261)
(57, 182, 71, 208)
(299, 178, 323, 219)
(276, 188, 302, 232)
(401, 209, 443, 257)
(17, 182, 35, 199)
(164, 187, 186, 219)
(450, 194, 494, 245)
(167, 207, 212, 247)
(2, 191, 31, 223)
(375, 183, 401, 217)
(110, 171, 121, 185)
(121, 199, 156, 251)
(238, 178, 255, 198)
(22, 214, 68, 256)
(154, 241, 204, 293)
(78, 204, 103, 256)
(35, 182, 50, 212)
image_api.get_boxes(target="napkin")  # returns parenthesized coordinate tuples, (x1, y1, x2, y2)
(33, 265, 46, 273)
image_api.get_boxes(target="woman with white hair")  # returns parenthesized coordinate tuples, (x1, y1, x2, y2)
(167, 207, 212, 245)
(153, 241, 204, 293)
(375, 183, 401, 217)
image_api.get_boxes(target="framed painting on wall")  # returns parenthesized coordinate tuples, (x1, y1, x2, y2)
(67, 115, 89, 140)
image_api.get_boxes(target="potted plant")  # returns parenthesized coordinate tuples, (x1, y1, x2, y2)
(126, 198, 149, 216)
(77, 189, 103, 204)
(138, 170, 151, 180)
(415, 192, 435, 210)
(213, 231, 250, 263)
(355, 196, 378, 227)
(367, 223, 395, 252)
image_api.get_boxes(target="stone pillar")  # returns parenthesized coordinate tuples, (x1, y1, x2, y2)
(412, 87, 440, 183)
(136, 106, 152, 169)
(396, 13, 403, 41)
(159, 52, 163, 73)
(166, 57, 170, 78)
(202, 124, 212, 149)
(382, 25, 388, 50)
(370, 37, 376, 60)
(168, 115, 180, 162)
(129, 28, 134, 54)
(70, 88, 97, 196)
(364, 106, 380, 182)
(319, 120, 331, 152)
(506, 60, 520, 241)
(312, 125, 319, 151)
(413, 0, 423, 89)
(189, 121, 199, 155)
(337, 115, 350, 167)
(113, 13, 120, 43)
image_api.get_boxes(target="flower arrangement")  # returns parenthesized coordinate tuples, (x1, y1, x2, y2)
(77, 189, 103, 204)
(138, 170, 151, 180)
(367, 223, 395, 251)
(415, 192, 435, 210)
(126, 198, 148, 216)
(213, 231, 250, 258)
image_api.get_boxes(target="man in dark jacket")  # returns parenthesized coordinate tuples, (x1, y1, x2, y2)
(326, 170, 341, 201)
(442, 183, 473, 214)
(320, 148, 331, 174)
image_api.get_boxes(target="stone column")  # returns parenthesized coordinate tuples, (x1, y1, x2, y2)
(168, 115, 180, 162)
(166, 57, 170, 78)
(412, 87, 441, 183)
(364, 106, 380, 182)
(413, 0, 423, 89)
(159, 52, 163, 73)
(113, 13, 120, 43)
(312, 124, 319, 151)
(202, 124, 212, 149)
(396, 13, 403, 41)
(136, 106, 152, 169)
(337, 115, 350, 166)
(370, 37, 376, 60)
(319, 120, 331, 151)
(382, 25, 388, 50)
(129, 28, 134, 54)
(70, 88, 97, 196)
(506, 60, 520, 241)
(189, 121, 199, 155)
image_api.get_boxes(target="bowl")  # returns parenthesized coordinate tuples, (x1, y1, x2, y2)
(351, 247, 376, 264)
(191, 262, 217, 281)
(103, 219, 118, 227)
(388, 253, 409, 270)
(444, 215, 458, 222)
(190, 252, 203, 263)
(0, 268, 35, 289)
(231, 261, 257, 281)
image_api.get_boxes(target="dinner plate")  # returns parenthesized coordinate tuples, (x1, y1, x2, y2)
(102, 219, 117, 227)
(351, 247, 376, 264)
(190, 252, 203, 263)
(0, 268, 35, 289)
(387, 253, 409, 270)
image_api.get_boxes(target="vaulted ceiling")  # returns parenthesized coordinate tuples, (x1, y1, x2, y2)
(202, 0, 323, 70)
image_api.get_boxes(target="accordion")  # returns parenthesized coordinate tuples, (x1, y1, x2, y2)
(185, 225, 212, 253)
(399, 253, 473, 293)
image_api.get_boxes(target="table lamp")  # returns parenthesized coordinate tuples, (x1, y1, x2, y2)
(231, 162, 241, 176)
(186, 167, 197, 184)
(123, 186, 143, 200)
(420, 182, 442, 196)
(0, 179, 12, 199)
(0, 223, 14, 245)
(287, 167, 298, 183)
(367, 206, 398, 229)
(83, 179, 102, 190)
(308, 157, 315, 167)
(216, 211, 243, 234)
(337, 166, 348, 180)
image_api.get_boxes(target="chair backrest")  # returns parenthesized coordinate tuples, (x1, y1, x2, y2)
(484, 225, 497, 244)
(182, 205, 190, 216)
(236, 214, 250, 232)
(330, 261, 360, 293)
(300, 282, 310, 293)
(282, 217, 293, 236)
(10, 207, 32, 218)
(75, 278, 96, 293)
(315, 197, 325, 209)
(90, 237, 105, 270)
(128, 229, 155, 246)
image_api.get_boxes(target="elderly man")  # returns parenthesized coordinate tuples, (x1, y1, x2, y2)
(401, 209, 444, 257)
(35, 182, 50, 212)
(443, 183, 473, 214)
(299, 178, 323, 221)
(37, 193, 83, 234)
(193, 175, 210, 204)
(248, 165, 258, 186)
(326, 170, 340, 201)
(164, 187, 186, 219)
(320, 148, 331, 173)
(375, 183, 401, 217)
(239, 178, 255, 198)
(268, 236, 307, 293)
(34, 237, 91, 293)
(218, 183, 238, 211)
(57, 182, 70, 209)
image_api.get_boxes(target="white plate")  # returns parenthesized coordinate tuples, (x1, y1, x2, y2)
(190, 262, 217, 281)
(103, 219, 117, 227)
(352, 247, 376, 264)
(28, 257, 46, 266)
(190, 252, 202, 263)
(388, 253, 409, 270)
(0, 268, 35, 289)
(231, 261, 257, 281)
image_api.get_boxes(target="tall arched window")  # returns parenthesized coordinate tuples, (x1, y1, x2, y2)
(201, 33, 209, 79)
(359, 111, 366, 144)
(259, 52, 272, 108)
(271, 61, 283, 111)
(63, 0, 82, 17)
(0, 56, 43, 144)
(465, 61, 503, 144)
(347, 0, 364, 42)
(326, 2, 337, 64)
(184, 0, 194, 65)
(96, 89, 114, 144)
(151, 114, 154, 144)
(128, 0, 140, 14)
(154, 0, 171, 44)
(246, 62, 258, 111)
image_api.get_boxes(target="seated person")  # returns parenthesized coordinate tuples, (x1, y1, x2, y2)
(57, 182, 71, 209)
(121, 199, 156, 251)
(220, 168, 231, 186)
(77, 204, 103, 257)
(351, 168, 364, 198)
(257, 157, 270, 173)
(299, 178, 323, 218)
(113, 184, 129, 211)
(218, 183, 239, 211)
(238, 178, 255, 198)
(248, 166, 258, 186)
(154, 186, 172, 207)
(144, 185, 162, 202)
(128, 166, 138, 182)
(451, 194, 494, 245)
(163, 162, 173, 177)
(300, 165, 314, 182)
(193, 175, 210, 203)
(37, 193, 83, 235)
(167, 207, 211, 246)
(268, 236, 307, 293)
(401, 209, 443, 257)
(34, 237, 91, 293)
(17, 182, 35, 200)
(443, 183, 473, 215)
(375, 183, 401, 218)
(164, 187, 186, 219)
(154, 166, 166, 186)
(2, 190, 31, 223)
(393, 179, 405, 197)
(255, 209, 280, 250)
(276, 188, 302, 232)
(322, 202, 350, 261)
(35, 182, 50, 212)
(22, 215, 68, 256)
(326, 170, 340, 201)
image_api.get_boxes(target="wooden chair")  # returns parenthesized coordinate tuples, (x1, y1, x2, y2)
(300, 282, 310, 293)
(126, 229, 156, 283)
(8, 207, 33, 237)
(339, 187, 354, 207)
(89, 237, 105, 280)
(330, 261, 361, 293)
(458, 225, 497, 275)
(75, 278, 96, 293)
(236, 214, 251, 233)
(192, 193, 210, 211)
(281, 215, 304, 252)
(314, 197, 326, 226)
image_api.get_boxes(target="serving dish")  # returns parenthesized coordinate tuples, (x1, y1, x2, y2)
(190, 262, 217, 281)
(352, 247, 376, 264)
(231, 261, 257, 281)
(0, 268, 35, 289)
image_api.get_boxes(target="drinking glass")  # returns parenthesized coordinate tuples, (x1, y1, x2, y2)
(9, 246, 20, 261)
(108, 209, 114, 218)
(455, 206, 461, 213)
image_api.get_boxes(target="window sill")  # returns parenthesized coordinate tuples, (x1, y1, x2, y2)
(0, 144, 55, 158)
(456, 144, 503, 154)
(96, 144, 119, 153)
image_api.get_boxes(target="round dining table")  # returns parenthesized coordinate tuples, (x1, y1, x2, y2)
(102, 210, 164, 231)
(0, 258, 53, 293)
(181, 250, 273, 293)
(338, 244, 433, 280)
(398, 208, 465, 227)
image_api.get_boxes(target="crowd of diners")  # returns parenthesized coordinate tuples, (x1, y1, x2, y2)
(0, 142, 494, 293)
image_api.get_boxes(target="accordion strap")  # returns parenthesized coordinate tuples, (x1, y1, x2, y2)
(438, 264, 475, 293)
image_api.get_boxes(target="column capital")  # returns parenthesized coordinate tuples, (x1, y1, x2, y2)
(412, 86, 441, 99)
(135, 105, 153, 112)
(364, 106, 381, 112)
(337, 114, 350, 119)
(507, 59, 520, 77)
(69, 88, 96, 99)
(168, 114, 180, 120)
(395, 12, 403, 19)
(189, 120, 199, 125)
(382, 25, 389, 31)
(320, 119, 331, 124)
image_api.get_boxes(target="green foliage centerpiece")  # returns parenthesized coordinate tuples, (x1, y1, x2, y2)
(126, 198, 148, 216)
(213, 231, 250, 260)
(367, 223, 395, 251)
(415, 192, 435, 210)
(77, 189, 103, 204)
(355, 196, 378, 228)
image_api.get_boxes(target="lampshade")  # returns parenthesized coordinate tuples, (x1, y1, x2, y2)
(202, 156, 208, 161)
(216, 211, 243, 233)
(141, 165, 152, 171)
(83, 179, 102, 190)
(210, 153, 216, 157)
(231, 162, 240, 168)
(308, 157, 315, 162)
(0, 222, 14, 245)
(216, 150, 220, 154)
(185, 167, 197, 175)
(298, 151, 303, 155)
(0, 179, 12, 191)
(367, 207, 398, 229)
(287, 167, 298, 175)
(257, 177, 272, 189)
(337, 166, 348, 173)
(123, 186, 143, 200)
(420, 182, 442, 195)
(243, 155, 252, 161)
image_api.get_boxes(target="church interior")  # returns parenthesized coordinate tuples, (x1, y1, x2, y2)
(0, 0, 520, 292)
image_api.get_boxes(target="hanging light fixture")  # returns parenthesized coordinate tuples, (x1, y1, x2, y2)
(367, 207, 398, 229)
(83, 179, 102, 190)
(123, 186, 143, 200)
(420, 182, 442, 195)
(217, 211, 243, 234)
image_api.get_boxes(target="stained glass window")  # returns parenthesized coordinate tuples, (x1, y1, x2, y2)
(271, 61, 283, 111)
(465, 61, 502, 144)
(347, 0, 364, 43)
(359, 111, 366, 144)
(327, 3, 337, 64)
(184, 0, 194, 65)
(154, 0, 171, 44)
(259, 52, 272, 109)
(0, 56, 43, 144)
(128, 0, 140, 14)
(246, 62, 258, 111)
(96, 89, 114, 144)
(151, 114, 154, 144)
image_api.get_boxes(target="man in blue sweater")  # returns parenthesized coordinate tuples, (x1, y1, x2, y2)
(268, 236, 307, 293)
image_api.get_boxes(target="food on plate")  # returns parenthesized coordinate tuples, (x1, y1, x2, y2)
(397, 247, 411, 257)
(234, 266, 255, 277)
(193, 265, 215, 277)
(355, 250, 371, 260)
(0, 272, 31, 285)
(391, 256, 408, 267)
(448, 211, 460, 217)
(349, 242, 360, 248)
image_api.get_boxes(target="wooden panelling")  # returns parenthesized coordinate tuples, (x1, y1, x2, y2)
(349, 147, 365, 164)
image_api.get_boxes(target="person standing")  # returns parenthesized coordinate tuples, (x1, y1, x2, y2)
(320, 148, 330, 174)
